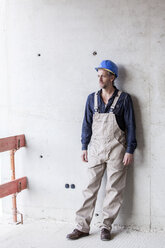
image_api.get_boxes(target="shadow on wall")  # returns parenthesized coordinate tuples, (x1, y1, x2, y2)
(116, 65, 144, 225)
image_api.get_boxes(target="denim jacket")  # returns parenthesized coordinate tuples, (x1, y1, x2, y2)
(81, 85, 137, 154)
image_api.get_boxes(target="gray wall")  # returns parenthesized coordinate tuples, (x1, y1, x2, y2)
(0, 0, 165, 231)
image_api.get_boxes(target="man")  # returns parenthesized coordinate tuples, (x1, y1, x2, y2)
(66, 60, 137, 241)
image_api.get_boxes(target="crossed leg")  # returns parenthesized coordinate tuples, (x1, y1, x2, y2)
(75, 162, 106, 233)
(99, 150, 128, 231)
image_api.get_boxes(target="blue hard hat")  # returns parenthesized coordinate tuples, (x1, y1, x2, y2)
(95, 60, 118, 78)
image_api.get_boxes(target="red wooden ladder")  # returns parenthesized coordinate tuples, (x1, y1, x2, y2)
(0, 134, 27, 224)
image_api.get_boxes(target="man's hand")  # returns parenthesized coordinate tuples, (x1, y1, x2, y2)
(81, 150, 88, 162)
(123, 152, 133, 166)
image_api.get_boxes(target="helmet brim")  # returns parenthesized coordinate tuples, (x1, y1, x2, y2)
(95, 67, 117, 77)
(95, 67, 105, 71)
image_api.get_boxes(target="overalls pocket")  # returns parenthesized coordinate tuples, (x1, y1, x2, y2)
(88, 139, 101, 157)
(114, 132, 127, 149)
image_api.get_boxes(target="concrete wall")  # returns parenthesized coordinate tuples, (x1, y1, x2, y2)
(0, 0, 165, 230)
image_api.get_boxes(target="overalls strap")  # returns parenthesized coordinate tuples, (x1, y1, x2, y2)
(94, 90, 122, 113)
(94, 91, 99, 112)
(110, 90, 122, 110)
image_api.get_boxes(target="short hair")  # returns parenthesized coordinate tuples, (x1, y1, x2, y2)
(107, 71, 116, 85)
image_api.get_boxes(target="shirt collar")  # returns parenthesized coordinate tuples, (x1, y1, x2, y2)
(98, 85, 119, 103)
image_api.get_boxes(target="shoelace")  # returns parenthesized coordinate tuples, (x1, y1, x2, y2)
(101, 228, 110, 233)
(73, 228, 81, 233)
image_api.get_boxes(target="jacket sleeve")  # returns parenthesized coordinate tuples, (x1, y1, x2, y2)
(81, 94, 93, 150)
(124, 94, 137, 154)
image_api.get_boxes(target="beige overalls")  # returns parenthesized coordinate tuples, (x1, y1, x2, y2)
(75, 90, 128, 233)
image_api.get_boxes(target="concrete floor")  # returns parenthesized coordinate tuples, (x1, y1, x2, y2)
(0, 215, 165, 248)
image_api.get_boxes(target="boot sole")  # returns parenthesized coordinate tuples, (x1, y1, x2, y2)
(66, 233, 89, 240)
(101, 237, 111, 241)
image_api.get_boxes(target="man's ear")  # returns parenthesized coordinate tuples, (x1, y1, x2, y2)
(110, 74, 115, 82)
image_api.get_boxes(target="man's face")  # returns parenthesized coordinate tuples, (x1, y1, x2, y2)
(97, 69, 115, 89)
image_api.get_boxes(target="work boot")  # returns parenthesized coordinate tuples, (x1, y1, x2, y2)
(100, 228, 111, 241)
(66, 228, 89, 240)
